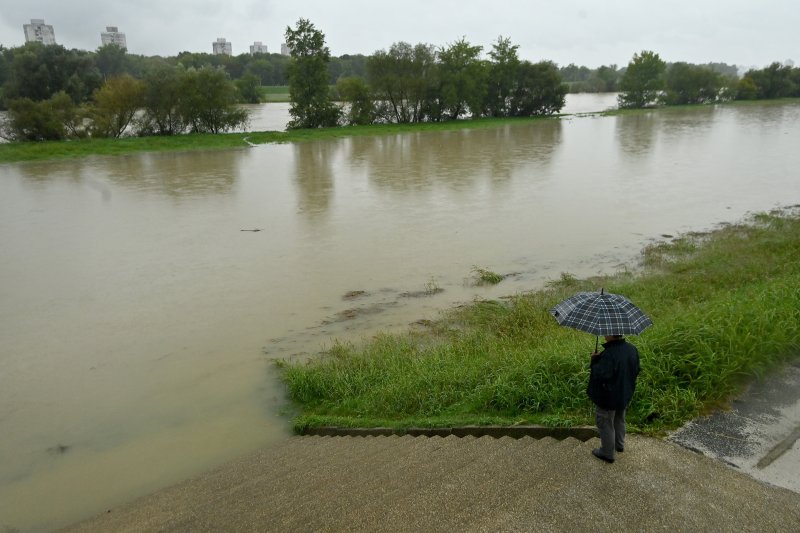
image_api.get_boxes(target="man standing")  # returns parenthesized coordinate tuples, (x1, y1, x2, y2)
(587, 335, 641, 463)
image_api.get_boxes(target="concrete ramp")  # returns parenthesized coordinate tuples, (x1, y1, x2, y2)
(66, 436, 800, 532)
(62, 434, 800, 532)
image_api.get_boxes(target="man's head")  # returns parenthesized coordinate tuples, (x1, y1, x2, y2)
(604, 334, 624, 342)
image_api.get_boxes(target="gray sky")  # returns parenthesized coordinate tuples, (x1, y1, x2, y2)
(1, 0, 797, 69)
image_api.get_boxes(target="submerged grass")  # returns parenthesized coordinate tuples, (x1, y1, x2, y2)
(0, 115, 556, 163)
(280, 209, 800, 434)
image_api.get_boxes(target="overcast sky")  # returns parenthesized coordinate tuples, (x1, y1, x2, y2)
(1, 0, 797, 69)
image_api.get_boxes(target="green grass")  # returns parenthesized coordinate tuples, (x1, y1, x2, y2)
(0, 115, 556, 163)
(471, 266, 505, 285)
(259, 85, 290, 102)
(279, 209, 800, 435)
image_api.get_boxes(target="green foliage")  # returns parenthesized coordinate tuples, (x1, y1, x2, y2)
(485, 36, 521, 117)
(367, 42, 438, 123)
(139, 65, 186, 135)
(1, 91, 85, 141)
(618, 50, 667, 108)
(178, 66, 249, 133)
(336, 76, 375, 125)
(285, 18, 340, 129)
(89, 74, 145, 138)
(437, 38, 487, 119)
(663, 62, 728, 105)
(95, 43, 129, 79)
(740, 62, 798, 100)
(280, 210, 800, 433)
(472, 267, 505, 285)
(3, 42, 102, 104)
(236, 73, 262, 103)
(510, 61, 568, 116)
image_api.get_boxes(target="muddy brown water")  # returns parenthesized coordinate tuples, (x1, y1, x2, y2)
(1, 98, 800, 531)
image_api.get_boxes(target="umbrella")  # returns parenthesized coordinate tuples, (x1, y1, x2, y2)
(549, 288, 652, 351)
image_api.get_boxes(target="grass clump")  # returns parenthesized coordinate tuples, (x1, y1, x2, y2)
(279, 209, 800, 434)
(471, 266, 505, 285)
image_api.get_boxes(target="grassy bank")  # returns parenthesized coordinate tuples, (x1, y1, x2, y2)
(279, 210, 800, 435)
(3, 98, 797, 164)
(0, 115, 555, 163)
(0, 118, 557, 163)
(259, 85, 290, 102)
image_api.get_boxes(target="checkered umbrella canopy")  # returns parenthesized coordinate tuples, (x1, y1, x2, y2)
(549, 290, 653, 336)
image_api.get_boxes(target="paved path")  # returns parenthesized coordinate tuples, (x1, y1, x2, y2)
(670, 358, 800, 492)
(62, 434, 800, 532)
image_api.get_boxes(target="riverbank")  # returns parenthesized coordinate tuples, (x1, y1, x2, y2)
(280, 209, 800, 435)
(4, 98, 797, 164)
(0, 114, 556, 163)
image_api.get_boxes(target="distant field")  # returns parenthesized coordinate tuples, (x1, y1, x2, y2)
(260, 86, 290, 102)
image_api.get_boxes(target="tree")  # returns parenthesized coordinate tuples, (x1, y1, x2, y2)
(246, 58, 274, 85)
(593, 65, 619, 92)
(2, 91, 84, 141)
(509, 61, 567, 116)
(736, 76, 758, 100)
(89, 74, 145, 138)
(742, 62, 795, 99)
(367, 42, 437, 123)
(178, 66, 248, 134)
(4, 43, 101, 104)
(236, 73, 262, 103)
(485, 36, 520, 117)
(95, 43, 129, 80)
(336, 76, 375, 125)
(664, 62, 725, 105)
(437, 38, 487, 119)
(140, 65, 186, 135)
(284, 18, 340, 129)
(618, 50, 666, 108)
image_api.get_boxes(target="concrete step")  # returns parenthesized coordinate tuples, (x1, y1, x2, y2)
(343, 436, 519, 531)
(63, 434, 800, 532)
(287, 435, 480, 531)
(175, 435, 415, 531)
(267, 435, 443, 529)
(287, 435, 490, 531)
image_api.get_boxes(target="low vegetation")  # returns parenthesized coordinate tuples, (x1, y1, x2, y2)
(279, 209, 800, 435)
(0, 114, 557, 163)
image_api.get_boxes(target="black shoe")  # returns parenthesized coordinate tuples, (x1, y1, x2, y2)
(592, 448, 614, 463)
(616, 446, 624, 453)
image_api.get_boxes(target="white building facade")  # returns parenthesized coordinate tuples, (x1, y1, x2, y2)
(250, 41, 269, 55)
(213, 38, 232, 56)
(23, 19, 56, 45)
(101, 26, 127, 48)
(280, 43, 291, 56)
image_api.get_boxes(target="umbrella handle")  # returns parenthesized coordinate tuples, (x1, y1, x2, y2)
(595, 335, 599, 354)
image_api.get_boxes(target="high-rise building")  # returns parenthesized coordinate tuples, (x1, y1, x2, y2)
(101, 26, 127, 49)
(281, 43, 291, 56)
(23, 19, 56, 45)
(213, 38, 232, 56)
(250, 41, 269, 55)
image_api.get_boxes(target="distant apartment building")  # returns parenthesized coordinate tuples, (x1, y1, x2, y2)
(213, 37, 232, 56)
(280, 43, 291, 56)
(23, 18, 56, 45)
(101, 26, 127, 48)
(250, 41, 268, 55)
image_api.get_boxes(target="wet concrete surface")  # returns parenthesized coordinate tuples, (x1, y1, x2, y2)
(669, 358, 800, 492)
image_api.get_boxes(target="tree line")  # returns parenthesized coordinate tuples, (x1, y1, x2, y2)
(285, 19, 568, 128)
(616, 50, 800, 108)
(1, 20, 798, 141)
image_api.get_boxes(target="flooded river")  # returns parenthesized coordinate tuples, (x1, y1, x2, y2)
(1, 98, 800, 531)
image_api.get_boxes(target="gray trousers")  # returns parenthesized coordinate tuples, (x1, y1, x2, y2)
(595, 406, 626, 458)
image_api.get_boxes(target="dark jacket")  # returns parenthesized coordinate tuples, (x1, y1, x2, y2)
(587, 338, 641, 410)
